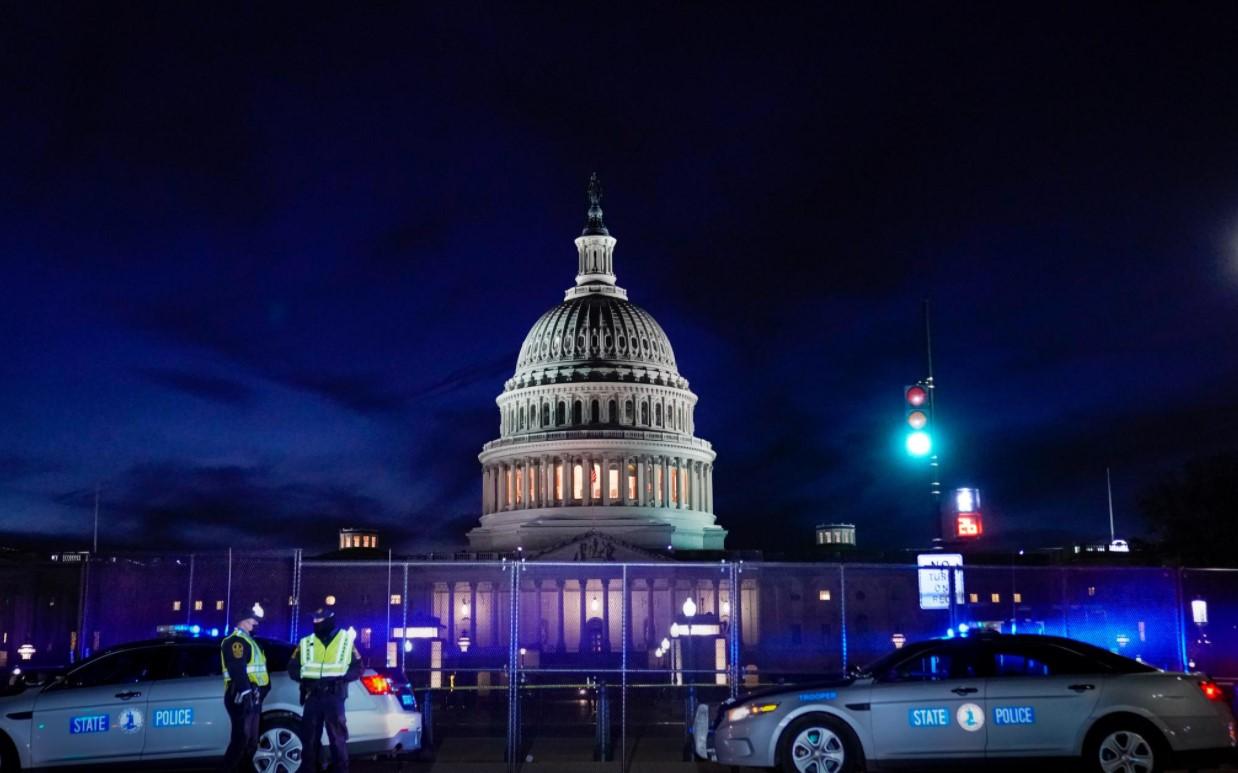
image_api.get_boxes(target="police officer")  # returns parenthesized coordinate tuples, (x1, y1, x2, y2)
(221, 602, 269, 772)
(289, 607, 362, 773)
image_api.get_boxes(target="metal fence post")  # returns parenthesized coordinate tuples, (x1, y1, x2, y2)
(506, 560, 522, 771)
(1175, 567, 1188, 671)
(290, 549, 303, 643)
(840, 564, 848, 673)
(224, 547, 233, 630)
(729, 561, 742, 697)
(186, 553, 195, 627)
(621, 563, 628, 770)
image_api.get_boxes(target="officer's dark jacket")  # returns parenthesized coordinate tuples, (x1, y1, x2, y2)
(288, 628, 364, 684)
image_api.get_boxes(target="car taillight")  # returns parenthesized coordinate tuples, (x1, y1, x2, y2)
(361, 674, 393, 695)
(1199, 680, 1224, 702)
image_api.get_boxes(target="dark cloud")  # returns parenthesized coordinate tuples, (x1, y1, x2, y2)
(136, 368, 253, 406)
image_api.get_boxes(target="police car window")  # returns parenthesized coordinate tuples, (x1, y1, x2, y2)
(991, 644, 1095, 677)
(878, 644, 981, 682)
(260, 641, 295, 672)
(60, 648, 166, 689)
(169, 645, 223, 678)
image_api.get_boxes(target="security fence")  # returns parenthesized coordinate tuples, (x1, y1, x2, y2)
(2, 552, 1237, 768)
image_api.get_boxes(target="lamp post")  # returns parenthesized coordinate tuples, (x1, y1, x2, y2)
(680, 597, 697, 761)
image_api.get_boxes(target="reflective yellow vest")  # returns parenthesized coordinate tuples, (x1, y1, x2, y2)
(221, 628, 269, 687)
(298, 628, 356, 679)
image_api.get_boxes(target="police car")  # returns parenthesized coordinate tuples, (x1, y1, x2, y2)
(696, 633, 1236, 772)
(0, 636, 421, 770)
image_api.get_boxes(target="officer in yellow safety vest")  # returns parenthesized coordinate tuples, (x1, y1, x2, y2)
(289, 607, 363, 773)
(221, 602, 269, 772)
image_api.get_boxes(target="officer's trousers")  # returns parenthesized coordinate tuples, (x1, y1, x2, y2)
(223, 689, 261, 772)
(301, 691, 350, 772)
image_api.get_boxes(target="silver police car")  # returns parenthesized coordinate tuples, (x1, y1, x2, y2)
(0, 636, 421, 770)
(697, 633, 1235, 773)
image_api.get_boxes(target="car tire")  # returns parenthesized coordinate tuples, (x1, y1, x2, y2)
(254, 715, 307, 773)
(777, 713, 861, 773)
(1082, 716, 1168, 773)
(0, 731, 19, 771)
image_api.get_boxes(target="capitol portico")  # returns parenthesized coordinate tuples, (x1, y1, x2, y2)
(467, 176, 727, 552)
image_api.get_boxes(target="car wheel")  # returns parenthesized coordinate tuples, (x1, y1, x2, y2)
(254, 716, 305, 773)
(0, 731, 19, 771)
(1084, 718, 1166, 773)
(778, 713, 859, 773)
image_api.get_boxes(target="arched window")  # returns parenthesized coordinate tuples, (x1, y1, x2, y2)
(640, 401, 649, 425)
(655, 403, 662, 426)
(590, 399, 600, 423)
(543, 402, 551, 427)
(608, 399, 617, 423)
(625, 400, 634, 423)
(572, 401, 583, 425)
(556, 401, 566, 425)
(519, 406, 525, 430)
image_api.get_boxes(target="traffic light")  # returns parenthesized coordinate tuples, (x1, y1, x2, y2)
(904, 384, 932, 457)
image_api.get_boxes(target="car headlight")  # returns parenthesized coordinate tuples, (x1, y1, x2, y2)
(727, 703, 779, 722)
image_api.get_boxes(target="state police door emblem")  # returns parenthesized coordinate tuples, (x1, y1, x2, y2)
(117, 708, 144, 734)
(956, 703, 984, 732)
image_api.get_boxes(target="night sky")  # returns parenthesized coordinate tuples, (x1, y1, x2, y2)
(3, 5, 1238, 554)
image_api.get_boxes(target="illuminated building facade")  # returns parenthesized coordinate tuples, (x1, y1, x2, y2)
(467, 176, 726, 552)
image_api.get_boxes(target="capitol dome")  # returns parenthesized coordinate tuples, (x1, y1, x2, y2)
(509, 294, 686, 391)
(467, 175, 726, 553)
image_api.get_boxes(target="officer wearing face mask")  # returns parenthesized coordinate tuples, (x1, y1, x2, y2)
(221, 602, 268, 772)
(288, 607, 362, 773)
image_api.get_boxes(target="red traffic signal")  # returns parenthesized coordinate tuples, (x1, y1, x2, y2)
(905, 385, 928, 407)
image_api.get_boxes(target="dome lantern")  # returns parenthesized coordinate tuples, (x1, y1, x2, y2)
(569, 173, 626, 301)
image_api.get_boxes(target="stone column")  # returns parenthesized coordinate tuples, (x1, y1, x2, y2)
(556, 580, 566, 651)
(601, 578, 612, 652)
(469, 582, 478, 639)
(578, 578, 589, 652)
(583, 455, 593, 506)
(447, 582, 456, 644)
(636, 456, 646, 507)
(535, 579, 544, 648)
(621, 456, 631, 506)
(602, 456, 611, 506)
(561, 455, 571, 506)
(527, 458, 537, 507)
(646, 581, 656, 648)
(706, 464, 714, 512)
(490, 580, 500, 647)
(543, 456, 552, 507)
(662, 456, 672, 507)
(481, 467, 490, 514)
(678, 458, 687, 510)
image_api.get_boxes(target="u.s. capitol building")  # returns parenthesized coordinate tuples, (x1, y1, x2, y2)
(467, 176, 727, 552)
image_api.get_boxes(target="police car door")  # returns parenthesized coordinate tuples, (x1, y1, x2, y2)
(984, 640, 1105, 757)
(869, 640, 989, 760)
(31, 645, 166, 765)
(143, 643, 230, 760)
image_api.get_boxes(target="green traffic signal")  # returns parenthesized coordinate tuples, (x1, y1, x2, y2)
(905, 430, 932, 457)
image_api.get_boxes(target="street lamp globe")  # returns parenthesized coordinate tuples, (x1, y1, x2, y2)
(683, 597, 697, 618)
(661, 637, 670, 651)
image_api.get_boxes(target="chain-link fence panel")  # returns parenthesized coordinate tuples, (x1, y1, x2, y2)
(1181, 568, 1238, 679)
(1060, 566, 1182, 670)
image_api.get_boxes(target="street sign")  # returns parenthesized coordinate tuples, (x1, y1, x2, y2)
(917, 553, 965, 610)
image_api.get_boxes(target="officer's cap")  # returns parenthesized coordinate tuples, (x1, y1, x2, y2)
(312, 607, 335, 623)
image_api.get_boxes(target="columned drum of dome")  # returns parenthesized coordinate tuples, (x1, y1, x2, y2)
(467, 176, 727, 552)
